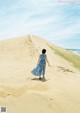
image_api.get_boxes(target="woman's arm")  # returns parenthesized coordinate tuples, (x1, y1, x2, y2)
(46, 57, 50, 66)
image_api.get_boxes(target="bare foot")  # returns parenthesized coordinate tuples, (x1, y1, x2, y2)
(39, 77, 42, 80)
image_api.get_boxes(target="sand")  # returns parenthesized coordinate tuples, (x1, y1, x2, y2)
(0, 35, 80, 113)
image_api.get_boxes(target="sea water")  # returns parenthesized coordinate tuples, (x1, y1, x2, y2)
(67, 49, 80, 55)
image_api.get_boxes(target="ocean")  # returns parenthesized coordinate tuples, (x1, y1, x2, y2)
(67, 49, 80, 55)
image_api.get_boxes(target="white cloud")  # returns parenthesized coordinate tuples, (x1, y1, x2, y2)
(0, 0, 80, 48)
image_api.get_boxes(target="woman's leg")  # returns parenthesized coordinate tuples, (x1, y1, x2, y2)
(39, 66, 42, 79)
(43, 66, 46, 78)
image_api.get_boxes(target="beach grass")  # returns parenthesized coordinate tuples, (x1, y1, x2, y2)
(47, 43, 80, 70)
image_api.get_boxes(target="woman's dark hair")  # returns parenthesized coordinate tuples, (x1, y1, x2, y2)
(42, 49, 46, 54)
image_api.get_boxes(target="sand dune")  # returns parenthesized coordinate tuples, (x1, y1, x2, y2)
(0, 35, 80, 113)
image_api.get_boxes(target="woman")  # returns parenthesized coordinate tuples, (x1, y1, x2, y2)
(31, 49, 50, 79)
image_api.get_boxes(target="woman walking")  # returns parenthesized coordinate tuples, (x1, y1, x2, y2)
(31, 49, 50, 79)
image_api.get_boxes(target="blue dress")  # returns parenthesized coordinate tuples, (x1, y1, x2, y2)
(31, 54, 47, 76)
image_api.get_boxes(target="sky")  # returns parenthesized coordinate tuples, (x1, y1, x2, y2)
(0, 0, 80, 49)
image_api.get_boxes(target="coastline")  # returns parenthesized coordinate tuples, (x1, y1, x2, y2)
(66, 49, 80, 56)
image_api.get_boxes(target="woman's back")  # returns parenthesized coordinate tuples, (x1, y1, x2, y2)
(40, 54, 46, 60)
(39, 54, 47, 66)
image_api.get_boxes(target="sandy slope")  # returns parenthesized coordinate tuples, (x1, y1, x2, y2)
(0, 35, 80, 113)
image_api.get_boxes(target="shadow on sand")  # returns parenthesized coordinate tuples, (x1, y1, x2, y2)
(31, 78, 49, 82)
(57, 66, 75, 73)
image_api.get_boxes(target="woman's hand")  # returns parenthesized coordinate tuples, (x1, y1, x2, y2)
(46, 57, 51, 67)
